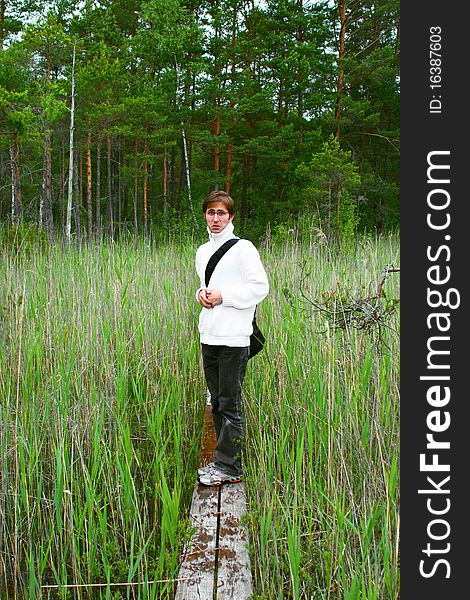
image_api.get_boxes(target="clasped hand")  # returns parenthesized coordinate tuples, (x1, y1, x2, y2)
(198, 288, 222, 308)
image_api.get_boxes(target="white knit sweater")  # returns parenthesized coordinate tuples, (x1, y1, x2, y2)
(195, 221, 269, 346)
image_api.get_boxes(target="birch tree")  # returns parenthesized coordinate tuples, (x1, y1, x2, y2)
(65, 39, 76, 244)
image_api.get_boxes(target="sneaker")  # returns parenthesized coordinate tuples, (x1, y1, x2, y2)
(198, 466, 242, 487)
(197, 462, 216, 476)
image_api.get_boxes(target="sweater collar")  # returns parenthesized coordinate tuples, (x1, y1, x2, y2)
(207, 220, 236, 247)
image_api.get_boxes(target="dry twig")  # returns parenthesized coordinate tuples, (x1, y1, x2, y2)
(288, 264, 400, 344)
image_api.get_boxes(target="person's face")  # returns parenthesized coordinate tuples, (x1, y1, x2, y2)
(204, 201, 233, 234)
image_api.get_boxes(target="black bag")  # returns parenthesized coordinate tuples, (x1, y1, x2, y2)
(249, 310, 265, 359)
(204, 238, 265, 360)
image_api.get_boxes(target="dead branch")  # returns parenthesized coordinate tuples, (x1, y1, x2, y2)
(288, 264, 400, 343)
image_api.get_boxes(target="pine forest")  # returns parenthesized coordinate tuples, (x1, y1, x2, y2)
(0, 0, 399, 243)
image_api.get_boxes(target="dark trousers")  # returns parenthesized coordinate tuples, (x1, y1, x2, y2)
(201, 344, 249, 476)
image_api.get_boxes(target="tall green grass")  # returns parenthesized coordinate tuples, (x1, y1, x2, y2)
(244, 232, 400, 599)
(0, 231, 399, 599)
(0, 239, 204, 599)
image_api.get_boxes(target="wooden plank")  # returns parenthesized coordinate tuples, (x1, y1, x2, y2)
(199, 403, 216, 469)
(174, 483, 219, 600)
(216, 483, 253, 599)
(176, 392, 253, 599)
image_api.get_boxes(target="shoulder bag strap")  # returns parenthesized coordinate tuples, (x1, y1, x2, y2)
(204, 238, 239, 287)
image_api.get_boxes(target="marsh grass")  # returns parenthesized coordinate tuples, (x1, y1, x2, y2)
(0, 239, 204, 599)
(243, 232, 400, 599)
(0, 231, 399, 599)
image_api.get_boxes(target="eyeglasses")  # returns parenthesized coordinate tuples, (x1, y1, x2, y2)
(205, 209, 230, 218)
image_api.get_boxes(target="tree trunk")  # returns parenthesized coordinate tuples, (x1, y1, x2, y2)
(60, 141, 65, 231)
(10, 131, 22, 224)
(213, 110, 220, 173)
(41, 38, 53, 238)
(297, 0, 304, 145)
(95, 131, 101, 238)
(278, 78, 283, 117)
(241, 151, 249, 227)
(86, 132, 93, 239)
(74, 147, 80, 243)
(177, 146, 184, 214)
(116, 141, 122, 238)
(143, 138, 148, 234)
(335, 0, 347, 140)
(182, 126, 198, 230)
(226, 15, 237, 194)
(134, 138, 138, 235)
(65, 40, 76, 243)
(40, 132, 53, 238)
(163, 136, 168, 230)
(106, 134, 113, 238)
(337, 187, 341, 243)
(79, 151, 83, 234)
(226, 138, 233, 194)
(169, 144, 176, 209)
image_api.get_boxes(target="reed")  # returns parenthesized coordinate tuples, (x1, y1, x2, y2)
(244, 231, 400, 599)
(0, 231, 399, 598)
(0, 239, 203, 599)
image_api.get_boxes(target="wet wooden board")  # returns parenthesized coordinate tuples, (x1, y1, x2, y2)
(175, 399, 218, 599)
(174, 483, 219, 599)
(216, 483, 253, 599)
(175, 482, 253, 600)
(175, 392, 252, 599)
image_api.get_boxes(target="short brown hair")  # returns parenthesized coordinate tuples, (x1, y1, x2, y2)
(203, 191, 235, 216)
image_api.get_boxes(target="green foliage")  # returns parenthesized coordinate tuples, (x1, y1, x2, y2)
(0, 48, 38, 138)
(0, 222, 50, 257)
(296, 135, 361, 244)
(41, 82, 68, 124)
(0, 0, 399, 241)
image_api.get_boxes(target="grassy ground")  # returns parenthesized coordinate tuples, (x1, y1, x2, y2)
(0, 230, 399, 599)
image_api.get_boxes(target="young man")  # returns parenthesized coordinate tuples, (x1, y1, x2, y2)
(195, 190, 269, 487)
